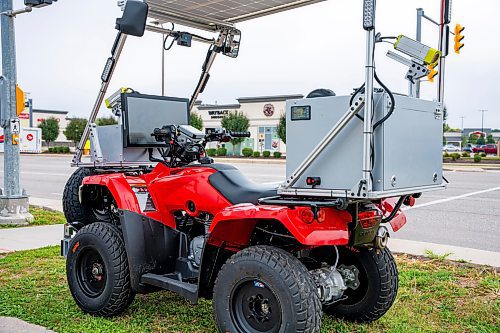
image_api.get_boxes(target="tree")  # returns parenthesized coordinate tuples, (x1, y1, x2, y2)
(461, 135, 468, 148)
(221, 111, 250, 155)
(96, 116, 118, 126)
(190, 112, 204, 131)
(277, 113, 286, 144)
(476, 136, 486, 145)
(38, 117, 59, 147)
(64, 118, 87, 145)
(486, 134, 495, 144)
(469, 133, 478, 144)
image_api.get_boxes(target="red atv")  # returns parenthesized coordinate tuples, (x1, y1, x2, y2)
(62, 124, 411, 332)
(59, 0, 451, 331)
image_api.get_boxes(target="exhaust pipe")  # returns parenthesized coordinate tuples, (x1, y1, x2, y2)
(374, 226, 389, 250)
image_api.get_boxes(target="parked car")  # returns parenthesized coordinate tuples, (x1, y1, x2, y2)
(442, 144, 460, 153)
(462, 143, 476, 153)
(473, 144, 498, 155)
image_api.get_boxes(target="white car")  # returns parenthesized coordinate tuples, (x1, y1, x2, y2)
(442, 144, 460, 153)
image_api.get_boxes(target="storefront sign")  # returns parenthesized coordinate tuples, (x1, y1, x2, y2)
(263, 104, 275, 117)
(208, 110, 229, 119)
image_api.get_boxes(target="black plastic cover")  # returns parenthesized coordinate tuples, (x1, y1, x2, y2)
(116, 1, 149, 37)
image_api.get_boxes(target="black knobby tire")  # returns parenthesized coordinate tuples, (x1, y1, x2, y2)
(66, 222, 134, 317)
(213, 245, 322, 333)
(63, 167, 92, 224)
(324, 247, 398, 323)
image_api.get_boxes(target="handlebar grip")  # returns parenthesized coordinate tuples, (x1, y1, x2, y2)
(230, 131, 251, 138)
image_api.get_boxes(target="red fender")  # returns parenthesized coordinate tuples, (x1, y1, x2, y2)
(83, 173, 144, 213)
(208, 203, 352, 248)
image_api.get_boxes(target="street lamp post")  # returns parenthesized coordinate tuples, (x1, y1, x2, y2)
(478, 109, 488, 138)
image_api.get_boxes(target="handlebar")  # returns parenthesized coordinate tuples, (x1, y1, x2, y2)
(229, 131, 251, 138)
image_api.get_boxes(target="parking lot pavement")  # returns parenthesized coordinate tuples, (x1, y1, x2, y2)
(0, 154, 499, 252)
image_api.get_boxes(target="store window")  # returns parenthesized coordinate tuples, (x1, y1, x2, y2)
(258, 126, 279, 151)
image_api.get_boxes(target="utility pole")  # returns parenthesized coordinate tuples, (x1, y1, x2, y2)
(478, 109, 488, 136)
(459, 116, 465, 131)
(0, 0, 33, 225)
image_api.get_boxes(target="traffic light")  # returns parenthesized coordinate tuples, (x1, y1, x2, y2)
(24, 0, 57, 8)
(427, 62, 438, 83)
(454, 24, 465, 54)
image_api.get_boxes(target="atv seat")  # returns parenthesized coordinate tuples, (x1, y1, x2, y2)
(208, 165, 278, 205)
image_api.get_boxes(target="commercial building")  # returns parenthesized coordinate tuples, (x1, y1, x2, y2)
(195, 94, 303, 154)
(19, 107, 69, 143)
(445, 128, 500, 147)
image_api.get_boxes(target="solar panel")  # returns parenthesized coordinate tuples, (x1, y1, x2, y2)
(147, 0, 325, 31)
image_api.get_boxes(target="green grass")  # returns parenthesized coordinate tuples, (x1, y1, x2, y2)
(0, 206, 66, 228)
(0, 247, 498, 333)
(424, 249, 453, 261)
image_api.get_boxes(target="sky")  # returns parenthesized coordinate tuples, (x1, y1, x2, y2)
(4, 0, 500, 129)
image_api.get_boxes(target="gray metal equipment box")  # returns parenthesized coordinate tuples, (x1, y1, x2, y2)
(284, 93, 444, 198)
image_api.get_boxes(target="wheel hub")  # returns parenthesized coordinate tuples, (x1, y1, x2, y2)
(248, 294, 271, 323)
(231, 279, 282, 332)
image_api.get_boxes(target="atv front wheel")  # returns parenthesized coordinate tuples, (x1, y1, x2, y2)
(63, 167, 92, 225)
(324, 247, 398, 323)
(66, 222, 134, 317)
(213, 245, 321, 333)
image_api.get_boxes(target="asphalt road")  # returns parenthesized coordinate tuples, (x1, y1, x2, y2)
(1, 154, 499, 252)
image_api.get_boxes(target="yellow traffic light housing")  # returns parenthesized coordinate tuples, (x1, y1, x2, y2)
(427, 62, 438, 83)
(15, 85, 25, 116)
(454, 24, 465, 54)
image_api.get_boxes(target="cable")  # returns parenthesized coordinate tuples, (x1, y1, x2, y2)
(373, 71, 395, 130)
(163, 23, 176, 51)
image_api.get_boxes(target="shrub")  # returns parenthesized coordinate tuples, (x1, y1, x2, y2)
(462, 152, 470, 158)
(263, 150, 271, 158)
(480, 152, 487, 157)
(253, 151, 261, 158)
(450, 153, 461, 161)
(242, 148, 253, 157)
(206, 148, 216, 157)
(273, 151, 282, 158)
(48, 147, 54, 153)
(443, 152, 449, 158)
(474, 155, 482, 163)
(55, 146, 63, 153)
(216, 147, 227, 157)
(63, 146, 70, 153)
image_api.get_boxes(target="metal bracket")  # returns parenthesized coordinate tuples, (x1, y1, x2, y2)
(89, 124, 103, 163)
(386, 51, 429, 82)
(1, 7, 33, 17)
(347, 179, 369, 198)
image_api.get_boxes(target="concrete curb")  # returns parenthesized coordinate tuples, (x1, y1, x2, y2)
(0, 317, 55, 333)
(390, 238, 500, 268)
(214, 157, 286, 165)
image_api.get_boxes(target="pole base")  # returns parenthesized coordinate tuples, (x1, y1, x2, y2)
(0, 196, 34, 226)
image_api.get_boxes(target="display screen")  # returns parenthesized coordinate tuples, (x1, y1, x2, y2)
(124, 94, 189, 147)
(291, 106, 311, 121)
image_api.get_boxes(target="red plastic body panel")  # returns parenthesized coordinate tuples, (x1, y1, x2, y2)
(82, 163, 408, 246)
(208, 204, 351, 248)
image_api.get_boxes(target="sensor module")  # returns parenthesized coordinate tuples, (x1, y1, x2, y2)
(394, 35, 440, 65)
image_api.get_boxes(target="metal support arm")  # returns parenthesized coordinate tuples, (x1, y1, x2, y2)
(188, 30, 228, 111)
(72, 32, 128, 166)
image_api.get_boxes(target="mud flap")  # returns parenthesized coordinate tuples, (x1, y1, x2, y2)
(119, 210, 180, 293)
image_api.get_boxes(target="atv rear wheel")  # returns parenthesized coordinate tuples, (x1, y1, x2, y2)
(324, 247, 398, 323)
(213, 245, 321, 333)
(63, 167, 92, 225)
(66, 222, 134, 317)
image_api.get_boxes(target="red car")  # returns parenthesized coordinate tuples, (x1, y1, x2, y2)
(473, 144, 498, 155)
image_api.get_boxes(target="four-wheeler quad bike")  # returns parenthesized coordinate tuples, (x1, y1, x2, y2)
(62, 0, 456, 332)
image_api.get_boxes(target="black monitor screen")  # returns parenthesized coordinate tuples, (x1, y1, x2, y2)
(123, 93, 189, 147)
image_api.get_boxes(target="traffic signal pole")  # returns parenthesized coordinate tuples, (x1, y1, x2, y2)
(0, 0, 33, 225)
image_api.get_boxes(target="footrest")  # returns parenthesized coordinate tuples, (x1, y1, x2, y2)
(141, 273, 198, 304)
